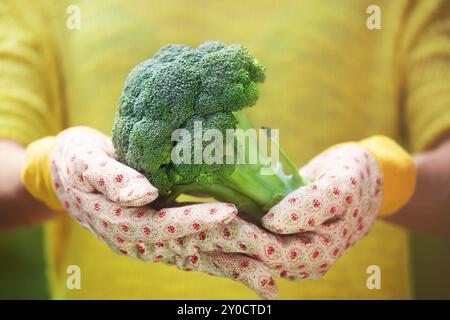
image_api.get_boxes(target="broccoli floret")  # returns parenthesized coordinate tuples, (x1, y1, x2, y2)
(112, 41, 305, 218)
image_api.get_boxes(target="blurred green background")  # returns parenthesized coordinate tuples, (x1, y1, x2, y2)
(0, 228, 48, 299)
(0, 227, 449, 299)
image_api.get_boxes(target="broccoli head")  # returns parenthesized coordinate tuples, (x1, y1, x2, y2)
(113, 41, 305, 218)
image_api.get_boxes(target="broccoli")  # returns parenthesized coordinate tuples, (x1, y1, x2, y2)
(112, 41, 306, 219)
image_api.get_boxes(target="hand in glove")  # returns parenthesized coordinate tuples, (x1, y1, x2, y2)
(22, 127, 277, 299)
(194, 137, 416, 283)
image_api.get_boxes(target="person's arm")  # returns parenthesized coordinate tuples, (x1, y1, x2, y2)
(383, 1, 450, 235)
(385, 135, 450, 235)
(0, 140, 60, 232)
(0, 1, 64, 232)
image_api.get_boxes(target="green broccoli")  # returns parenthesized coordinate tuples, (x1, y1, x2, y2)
(112, 41, 306, 219)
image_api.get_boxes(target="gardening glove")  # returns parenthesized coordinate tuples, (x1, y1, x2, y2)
(22, 127, 276, 299)
(259, 136, 415, 277)
(193, 136, 416, 283)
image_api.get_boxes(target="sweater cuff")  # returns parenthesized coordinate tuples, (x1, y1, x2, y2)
(359, 136, 416, 217)
(21, 136, 64, 211)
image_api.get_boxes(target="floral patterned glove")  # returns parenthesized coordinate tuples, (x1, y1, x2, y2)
(261, 143, 383, 277)
(50, 127, 276, 299)
(191, 143, 383, 283)
(187, 138, 416, 298)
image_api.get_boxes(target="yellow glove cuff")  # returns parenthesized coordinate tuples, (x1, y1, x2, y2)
(21, 136, 64, 211)
(359, 136, 416, 217)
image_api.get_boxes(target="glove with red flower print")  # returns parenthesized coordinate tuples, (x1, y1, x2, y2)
(192, 143, 382, 282)
(259, 142, 385, 278)
(193, 137, 416, 285)
(42, 127, 277, 299)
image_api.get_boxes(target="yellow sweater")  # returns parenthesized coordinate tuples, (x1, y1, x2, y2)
(1, 0, 450, 299)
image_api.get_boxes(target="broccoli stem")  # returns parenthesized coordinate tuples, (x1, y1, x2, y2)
(218, 154, 305, 218)
(224, 110, 307, 214)
(169, 110, 307, 220)
(169, 182, 265, 218)
(171, 158, 305, 220)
